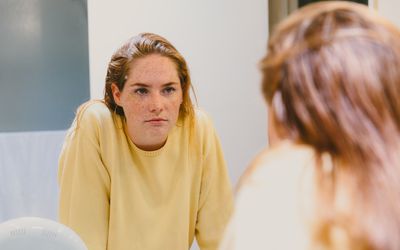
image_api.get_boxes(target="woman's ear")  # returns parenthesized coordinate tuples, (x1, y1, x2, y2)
(111, 83, 122, 106)
(268, 92, 287, 147)
(268, 105, 281, 147)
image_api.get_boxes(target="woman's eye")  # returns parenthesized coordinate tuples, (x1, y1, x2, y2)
(163, 87, 176, 94)
(134, 88, 148, 95)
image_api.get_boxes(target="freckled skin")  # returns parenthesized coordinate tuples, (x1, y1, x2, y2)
(112, 54, 183, 151)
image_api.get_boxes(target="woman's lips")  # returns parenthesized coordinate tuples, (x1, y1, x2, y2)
(145, 118, 167, 126)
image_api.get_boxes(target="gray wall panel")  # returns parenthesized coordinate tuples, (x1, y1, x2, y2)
(0, 0, 90, 132)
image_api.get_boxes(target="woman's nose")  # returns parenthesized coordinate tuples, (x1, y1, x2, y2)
(149, 93, 163, 113)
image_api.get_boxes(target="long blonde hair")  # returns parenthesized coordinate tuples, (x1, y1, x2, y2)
(262, 2, 400, 249)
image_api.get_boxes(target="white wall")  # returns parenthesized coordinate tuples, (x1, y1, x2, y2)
(376, 0, 400, 27)
(87, 0, 268, 186)
(0, 131, 66, 222)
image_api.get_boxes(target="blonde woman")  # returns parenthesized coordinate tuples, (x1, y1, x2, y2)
(58, 33, 233, 250)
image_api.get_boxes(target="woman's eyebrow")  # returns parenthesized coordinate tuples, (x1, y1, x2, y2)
(128, 82, 180, 87)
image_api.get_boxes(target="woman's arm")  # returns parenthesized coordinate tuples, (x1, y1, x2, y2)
(195, 118, 234, 250)
(58, 105, 111, 250)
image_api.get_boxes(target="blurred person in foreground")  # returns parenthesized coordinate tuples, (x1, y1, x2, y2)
(220, 2, 400, 250)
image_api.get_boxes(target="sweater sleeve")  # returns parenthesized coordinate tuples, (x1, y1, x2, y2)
(58, 103, 111, 250)
(195, 114, 234, 250)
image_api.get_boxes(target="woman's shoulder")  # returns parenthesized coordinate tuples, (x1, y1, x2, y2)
(74, 100, 114, 126)
(190, 108, 220, 145)
(193, 108, 213, 125)
(226, 141, 314, 250)
(192, 108, 217, 134)
(239, 141, 315, 190)
(76, 100, 111, 118)
(65, 100, 122, 136)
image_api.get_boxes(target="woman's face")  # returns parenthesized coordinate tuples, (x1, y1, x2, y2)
(112, 54, 182, 151)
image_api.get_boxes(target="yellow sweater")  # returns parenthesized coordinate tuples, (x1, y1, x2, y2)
(58, 101, 233, 250)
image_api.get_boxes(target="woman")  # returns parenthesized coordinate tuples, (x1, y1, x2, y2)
(220, 2, 400, 250)
(58, 33, 233, 250)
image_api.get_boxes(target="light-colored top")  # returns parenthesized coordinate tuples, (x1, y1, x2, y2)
(219, 141, 316, 250)
(58, 101, 233, 250)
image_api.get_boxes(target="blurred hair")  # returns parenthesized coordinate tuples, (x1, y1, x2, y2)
(261, 1, 400, 249)
(104, 33, 195, 123)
